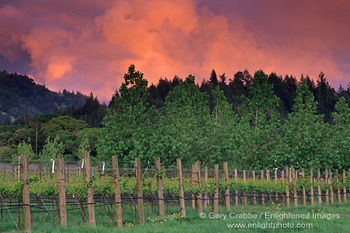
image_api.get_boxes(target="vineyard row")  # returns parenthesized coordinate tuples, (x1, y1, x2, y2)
(1, 153, 350, 232)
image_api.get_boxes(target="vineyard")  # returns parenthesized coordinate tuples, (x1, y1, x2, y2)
(1, 153, 350, 232)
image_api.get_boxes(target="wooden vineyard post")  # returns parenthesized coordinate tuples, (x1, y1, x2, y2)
(223, 162, 230, 210)
(325, 168, 329, 205)
(57, 157, 67, 227)
(285, 166, 290, 208)
(275, 169, 278, 202)
(214, 164, 219, 215)
(292, 168, 298, 207)
(349, 169, 350, 200)
(20, 155, 31, 233)
(84, 151, 96, 227)
(318, 168, 322, 204)
(191, 164, 195, 208)
(177, 159, 186, 217)
(302, 168, 306, 206)
(266, 169, 270, 203)
(135, 158, 145, 224)
(310, 168, 314, 206)
(155, 158, 165, 219)
(234, 169, 238, 206)
(343, 169, 347, 202)
(112, 156, 123, 227)
(253, 170, 256, 205)
(261, 169, 265, 205)
(194, 162, 202, 214)
(18, 157, 20, 181)
(330, 170, 334, 204)
(243, 170, 247, 205)
(204, 167, 208, 209)
(336, 169, 341, 203)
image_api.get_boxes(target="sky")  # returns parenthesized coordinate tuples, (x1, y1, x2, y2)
(0, 0, 349, 103)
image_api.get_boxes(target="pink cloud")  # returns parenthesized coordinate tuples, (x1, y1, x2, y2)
(0, 0, 349, 102)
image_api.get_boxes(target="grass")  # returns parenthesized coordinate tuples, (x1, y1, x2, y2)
(2, 200, 350, 232)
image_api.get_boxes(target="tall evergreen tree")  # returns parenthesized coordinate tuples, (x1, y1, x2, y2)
(98, 65, 155, 164)
(237, 70, 280, 168)
(276, 79, 325, 169)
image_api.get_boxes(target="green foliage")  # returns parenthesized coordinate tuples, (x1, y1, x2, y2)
(237, 70, 280, 168)
(17, 138, 35, 159)
(276, 79, 326, 169)
(77, 133, 90, 159)
(40, 116, 87, 136)
(98, 64, 153, 165)
(39, 136, 64, 159)
(3, 66, 350, 170)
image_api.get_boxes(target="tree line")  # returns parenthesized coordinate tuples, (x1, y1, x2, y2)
(2, 65, 350, 170)
(98, 65, 350, 170)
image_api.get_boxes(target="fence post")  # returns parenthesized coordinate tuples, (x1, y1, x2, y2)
(57, 157, 67, 227)
(275, 169, 278, 202)
(155, 158, 165, 219)
(336, 169, 341, 203)
(243, 170, 247, 205)
(191, 164, 195, 208)
(266, 169, 270, 203)
(348, 169, 350, 199)
(343, 169, 347, 202)
(316, 168, 321, 204)
(112, 156, 123, 227)
(194, 162, 202, 214)
(329, 169, 334, 204)
(325, 168, 329, 205)
(286, 166, 290, 208)
(176, 159, 186, 217)
(253, 170, 256, 205)
(292, 168, 297, 207)
(204, 167, 208, 209)
(135, 158, 145, 224)
(214, 164, 219, 214)
(310, 168, 314, 206)
(234, 169, 238, 206)
(261, 169, 265, 205)
(20, 155, 31, 233)
(84, 151, 96, 227)
(223, 162, 230, 210)
(302, 168, 306, 206)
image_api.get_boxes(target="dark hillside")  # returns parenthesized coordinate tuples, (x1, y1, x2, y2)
(0, 70, 87, 124)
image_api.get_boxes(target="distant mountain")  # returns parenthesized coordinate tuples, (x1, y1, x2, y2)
(0, 70, 87, 124)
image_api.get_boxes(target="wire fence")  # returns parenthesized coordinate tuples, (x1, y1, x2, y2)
(1, 156, 349, 232)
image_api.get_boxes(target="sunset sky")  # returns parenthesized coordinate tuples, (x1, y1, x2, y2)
(1, 0, 349, 103)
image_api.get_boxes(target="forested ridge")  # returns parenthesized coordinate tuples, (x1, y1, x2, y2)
(1, 65, 350, 170)
(0, 70, 87, 124)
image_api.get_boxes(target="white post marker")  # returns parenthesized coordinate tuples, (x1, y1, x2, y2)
(81, 159, 84, 168)
(102, 162, 105, 175)
(51, 159, 55, 173)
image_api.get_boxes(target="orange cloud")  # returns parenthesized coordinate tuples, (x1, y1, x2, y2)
(0, 0, 349, 102)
